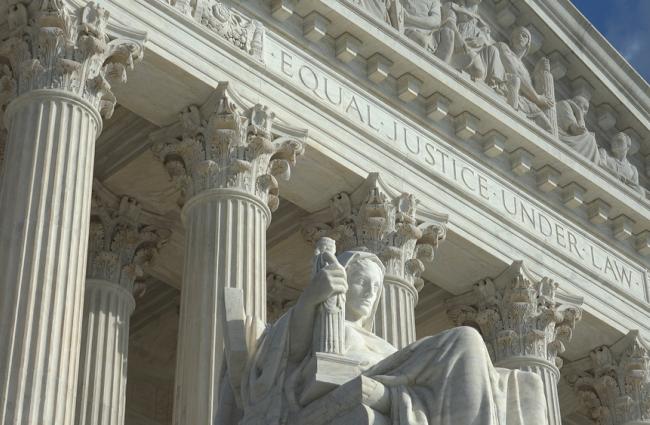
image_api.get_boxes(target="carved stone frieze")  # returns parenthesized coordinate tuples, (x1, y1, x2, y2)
(163, 0, 264, 60)
(447, 261, 583, 368)
(87, 182, 171, 291)
(598, 132, 644, 194)
(151, 83, 304, 210)
(302, 173, 446, 290)
(566, 331, 650, 425)
(0, 1, 145, 118)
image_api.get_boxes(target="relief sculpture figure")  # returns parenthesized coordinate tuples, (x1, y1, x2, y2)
(230, 241, 549, 425)
(436, 0, 504, 84)
(495, 26, 556, 133)
(354, 0, 402, 29)
(402, 0, 503, 85)
(556, 95, 599, 162)
(599, 132, 644, 194)
(401, 0, 443, 52)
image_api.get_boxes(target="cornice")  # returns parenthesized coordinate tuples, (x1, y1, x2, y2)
(231, 0, 650, 241)
(521, 0, 650, 130)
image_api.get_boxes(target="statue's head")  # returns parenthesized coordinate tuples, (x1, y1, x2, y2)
(574, 95, 590, 114)
(511, 26, 531, 56)
(337, 251, 385, 331)
(611, 132, 632, 160)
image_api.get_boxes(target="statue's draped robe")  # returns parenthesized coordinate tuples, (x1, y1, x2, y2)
(556, 99, 599, 162)
(599, 150, 643, 193)
(241, 313, 548, 425)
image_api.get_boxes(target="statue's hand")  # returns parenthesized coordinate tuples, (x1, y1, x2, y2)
(303, 252, 348, 307)
(536, 94, 555, 110)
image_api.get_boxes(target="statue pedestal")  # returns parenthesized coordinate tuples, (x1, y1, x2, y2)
(296, 376, 390, 425)
(299, 352, 363, 405)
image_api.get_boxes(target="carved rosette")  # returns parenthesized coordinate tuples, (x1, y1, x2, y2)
(447, 261, 582, 368)
(567, 331, 650, 425)
(303, 174, 446, 291)
(151, 83, 304, 211)
(0, 1, 145, 118)
(87, 187, 170, 292)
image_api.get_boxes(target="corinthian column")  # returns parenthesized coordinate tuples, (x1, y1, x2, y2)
(303, 173, 447, 349)
(447, 261, 583, 425)
(566, 330, 650, 425)
(0, 3, 144, 425)
(76, 184, 169, 425)
(151, 83, 304, 425)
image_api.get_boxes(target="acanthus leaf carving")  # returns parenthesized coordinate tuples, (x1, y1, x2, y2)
(87, 181, 171, 292)
(151, 82, 305, 210)
(266, 272, 300, 323)
(446, 261, 583, 367)
(0, 1, 145, 119)
(567, 331, 650, 425)
(302, 173, 447, 290)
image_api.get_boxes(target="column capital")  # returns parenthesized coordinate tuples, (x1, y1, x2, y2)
(266, 272, 300, 323)
(0, 1, 145, 119)
(566, 330, 650, 425)
(303, 172, 447, 290)
(447, 261, 583, 369)
(151, 82, 305, 211)
(88, 181, 171, 292)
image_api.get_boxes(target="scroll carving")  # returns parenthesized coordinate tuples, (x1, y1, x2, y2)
(0, 1, 145, 118)
(567, 331, 650, 425)
(151, 83, 304, 210)
(88, 182, 171, 291)
(302, 173, 446, 291)
(447, 261, 583, 367)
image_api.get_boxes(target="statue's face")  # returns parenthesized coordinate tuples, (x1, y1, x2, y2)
(575, 96, 590, 114)
(512, 28, 531, 53)
(345, 260, 383, 324)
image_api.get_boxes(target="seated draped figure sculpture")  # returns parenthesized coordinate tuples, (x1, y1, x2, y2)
(237, 242, 549, 425)
(402, 0, 503, 85)
(556, 95, 599, 162)
(494, 26, 555, 132)
(599, 132, 644, 194)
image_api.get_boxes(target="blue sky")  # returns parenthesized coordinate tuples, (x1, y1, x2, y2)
(570, 0, 650, 83)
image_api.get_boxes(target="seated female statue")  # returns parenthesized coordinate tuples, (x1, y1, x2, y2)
(239, 249, 548, 425)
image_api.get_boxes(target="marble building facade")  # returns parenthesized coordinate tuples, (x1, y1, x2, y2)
(0, 0, 649, 424)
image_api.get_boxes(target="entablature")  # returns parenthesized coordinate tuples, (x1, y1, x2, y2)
(96, 0, 650, 335)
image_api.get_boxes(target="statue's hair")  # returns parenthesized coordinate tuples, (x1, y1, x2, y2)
(612, 132, 632, 149)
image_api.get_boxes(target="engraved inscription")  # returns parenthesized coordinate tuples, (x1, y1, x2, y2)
(266, 41, 647, 300)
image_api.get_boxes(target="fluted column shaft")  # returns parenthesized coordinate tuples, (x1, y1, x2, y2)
(0, 91, 100, 425)
(374, 276, 418, 349)
(76, 280, 135, 425)
(173, 189, 270, 425)
(497, 357, 561, 425)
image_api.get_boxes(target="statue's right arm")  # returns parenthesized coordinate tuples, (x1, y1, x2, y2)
(288, 253, 348, 363)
